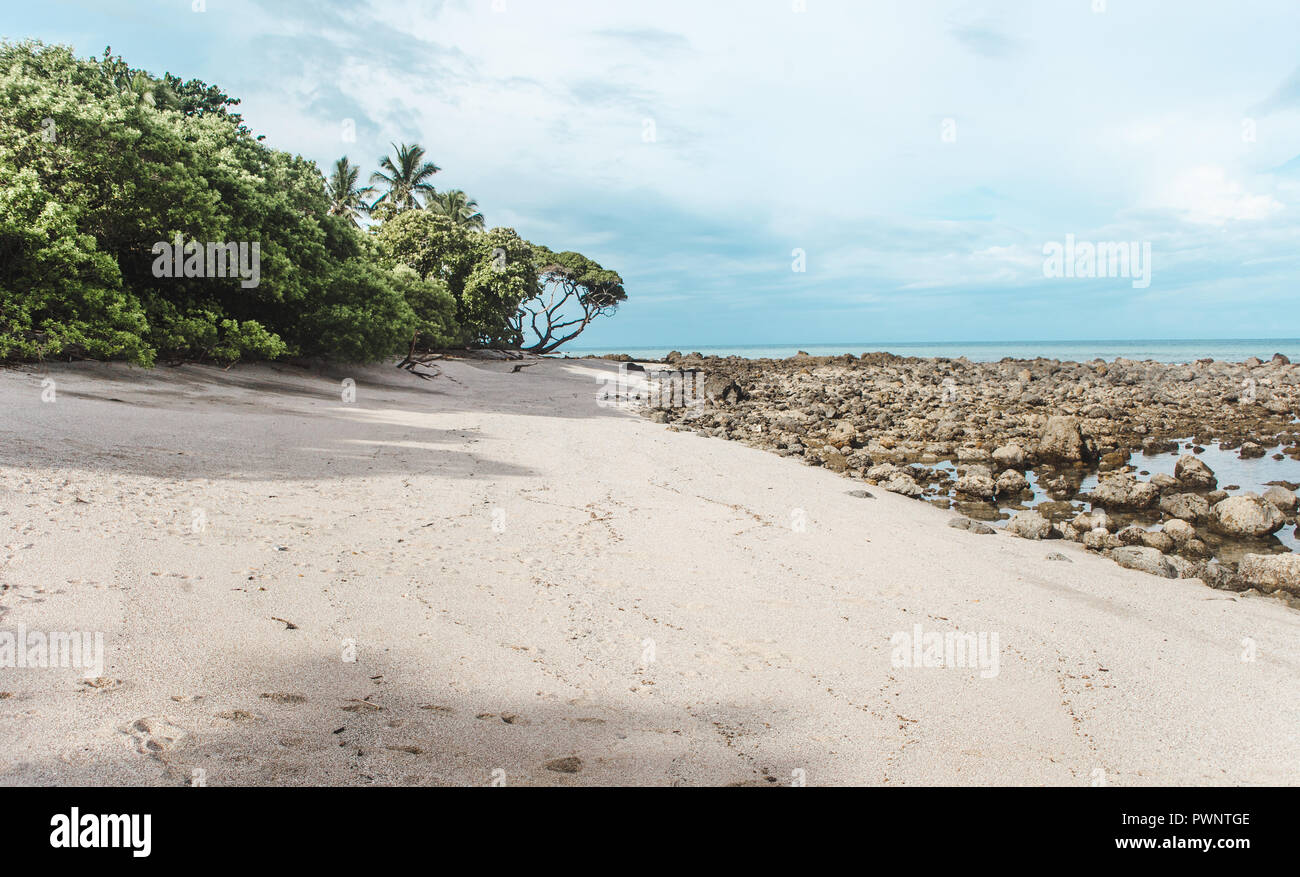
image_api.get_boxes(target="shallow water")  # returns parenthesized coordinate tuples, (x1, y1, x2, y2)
(922, 440, 1300, 553)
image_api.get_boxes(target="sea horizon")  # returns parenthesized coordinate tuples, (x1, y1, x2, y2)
(568, 338, 1300, 365)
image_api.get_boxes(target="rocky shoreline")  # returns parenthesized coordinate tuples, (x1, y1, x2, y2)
(610, 350, 1300, 607)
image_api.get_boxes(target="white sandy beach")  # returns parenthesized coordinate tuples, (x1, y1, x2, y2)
(0, 358, 1297, 786)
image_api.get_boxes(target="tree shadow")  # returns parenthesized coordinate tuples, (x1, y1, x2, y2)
(0, 359, 653, 481)
(1, 647, 809, 787)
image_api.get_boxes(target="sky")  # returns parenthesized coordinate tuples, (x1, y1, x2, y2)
(7, 0, 1300, 348)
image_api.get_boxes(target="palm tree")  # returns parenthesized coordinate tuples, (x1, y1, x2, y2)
(370, 142, 440, 213)
(427, 189, 485, 230)
(325, 157, 373, 226)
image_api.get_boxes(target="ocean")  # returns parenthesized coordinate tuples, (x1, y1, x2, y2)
(567, 339, 1300, 364)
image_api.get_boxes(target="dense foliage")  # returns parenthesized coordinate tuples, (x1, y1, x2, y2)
(0, 41, 623, 365)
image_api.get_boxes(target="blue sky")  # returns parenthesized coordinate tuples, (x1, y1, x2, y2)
(8, 0, 1300, 348)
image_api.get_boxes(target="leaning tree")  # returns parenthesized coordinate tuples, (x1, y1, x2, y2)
(514, 247, 626, 354)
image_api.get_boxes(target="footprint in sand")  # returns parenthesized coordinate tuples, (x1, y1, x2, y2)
(125, 716, 188, 756)
(544, 756, 583, 774)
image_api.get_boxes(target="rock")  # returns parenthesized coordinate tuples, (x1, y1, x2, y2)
(957, 447, 991, 463)
(954, 473, 996, 499)
(1037, 416, 1092, 463)
(1173, 454, 1217, 489)
(1239, 442, 1266, 459)
(1272, 352, 1291, 366)
(1209, 493, 1286, 538)
(1199, 559, 1244, 591)
(702, 372, 745, 404)
(1162, 519, 1197, 546)
(1115, 524, 1146, 546)
(1237, 554, 1300, 595)
(1110, 546, 1176, 578)
(867, 463, 903, 482)
(821, 447, 848, 472)
(1138, 530, 1175, 553)
(883, 474, 923, 498)
(1088, 474, 1159, 510)
(1149, 473, 1178, 493)
(991, 444, 1026, 469)
(948, 517, 996, 535)
(1045, 552, 1072, 562)
(1084, 528, 1119, 551)
(1262, 485, 1297, 513)
(995, 469, 1029, 495)
(1006, 510, 1052, 540)
(1166, 555, 1201, 579)
(1158, 492, 1210, 523)
(846, 490, 875, 499)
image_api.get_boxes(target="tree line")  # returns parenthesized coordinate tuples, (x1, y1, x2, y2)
(0, 41, 625, 366)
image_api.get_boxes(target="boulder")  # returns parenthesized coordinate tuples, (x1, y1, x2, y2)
(1173, 454, 1217, 489)
(954, 473, 996, 499)
(991, 444, 1027, 469)
(1138, 530, 1175, 553)
(1110, 546, 1176, 578)
(883, 474, 923, 498)
(1237, 554, 1300, 595)
(1006, 510, 1052, 540)
(1262, 485, 1297, 513)
(995, 469, 1029, 495)
(948, 517, 996, 535)
(1209, 494, 1286, 538)
(1158, 492, 1210, 523)
(1088, 474, 1159, 510)
(1162, 518, 1197, 546)
(1037, 416, 1092, 463)
(702, 373, 745, 404)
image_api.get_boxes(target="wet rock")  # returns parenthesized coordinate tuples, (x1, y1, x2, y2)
(1139, 530, 1175, 553)
(1174, 455, 1217, 489)
(1210, 493, 1286, 538)
(1088, 474, 1159, 510)
(954, 473, 996, 499)
(992, 444, 1027, 469)
(1159, 492, 1210, 523)
(702, 373, 745, 404)
(995, 469, 1029, 495)
(1084, 528, 1119, 551)
(1110, 546, 1176, 578)
(948, 517, 996, 535)
(883, 474, 923, 498)
(1006, 510, 1052, 540)
(1037, 416, 1092, 464)
(1262, 485, 1297, 513)
(1238, 442, 1266, 459)
(1237, 554, 1300, 595)
(1162, 518, 1197, 546)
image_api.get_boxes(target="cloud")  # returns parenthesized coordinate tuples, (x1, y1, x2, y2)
(948, 24, 1024, 59)
(592, 28, 690, 53)
(1149, 166, 1286, 225)
(1253, 63, 1300, 115)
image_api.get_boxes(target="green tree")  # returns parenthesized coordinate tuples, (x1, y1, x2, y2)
(427, 189, 484, 230)
(370, 142, 440, 213)
(515, 247, 626, 354)
(325, 157, 373, 227)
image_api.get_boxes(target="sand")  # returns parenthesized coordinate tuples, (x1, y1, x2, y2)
(0, 358, 1297, 786)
